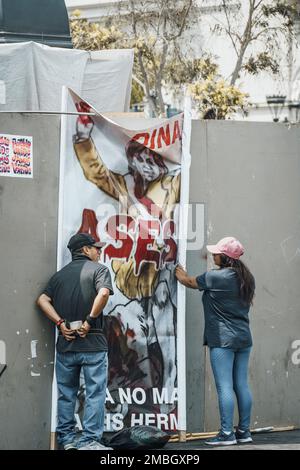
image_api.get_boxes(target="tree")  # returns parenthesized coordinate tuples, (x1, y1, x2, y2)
(70, 10, 123, 50)
(69, 3, 248, 119)
(118, 0, 202, 116)
(166, 55, 248, 119)
(211, 0, 298, 85)
(190, 66, 248, 119)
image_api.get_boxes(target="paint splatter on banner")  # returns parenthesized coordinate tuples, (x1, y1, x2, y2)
(0, 134, 33, 178)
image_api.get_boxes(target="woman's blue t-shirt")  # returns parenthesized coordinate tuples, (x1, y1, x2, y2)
(196, 268, 253, 349)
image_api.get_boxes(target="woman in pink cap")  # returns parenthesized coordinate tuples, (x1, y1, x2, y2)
(176, 237, 255, 447)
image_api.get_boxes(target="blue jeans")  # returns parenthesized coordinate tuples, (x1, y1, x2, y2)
(209, 347, 252, 434)
(55, 351, 107, 447)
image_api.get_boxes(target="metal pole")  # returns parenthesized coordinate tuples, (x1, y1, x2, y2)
(176, 95, 192, 442)
(0, 111, 97, 116)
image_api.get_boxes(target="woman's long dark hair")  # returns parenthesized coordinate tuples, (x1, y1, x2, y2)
(219, 254, 255, 305)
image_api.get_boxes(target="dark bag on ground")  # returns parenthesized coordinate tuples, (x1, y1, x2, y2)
(103, 425, 170, 450)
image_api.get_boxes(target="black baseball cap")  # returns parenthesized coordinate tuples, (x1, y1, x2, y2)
(67, 233, 105, 252)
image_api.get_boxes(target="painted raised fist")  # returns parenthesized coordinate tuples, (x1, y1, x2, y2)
(74, 101, 94, 142)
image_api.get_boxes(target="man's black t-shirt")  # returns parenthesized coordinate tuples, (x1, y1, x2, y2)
(44, 253, 114, 353)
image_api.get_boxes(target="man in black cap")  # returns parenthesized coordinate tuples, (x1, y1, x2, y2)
(37, 233, 114, 450)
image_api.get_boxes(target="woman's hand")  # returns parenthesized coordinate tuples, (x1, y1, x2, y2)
(175, 264, 198, 289)
(175, 264, 187, 282)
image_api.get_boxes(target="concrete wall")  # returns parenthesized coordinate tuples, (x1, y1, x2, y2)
(0, 114, 299, 446)
(0, 113, 60, 449)
(187, 120, 300, 432)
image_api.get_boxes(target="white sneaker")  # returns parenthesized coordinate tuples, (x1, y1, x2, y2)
(78, 441, 113, 451)
(63, 442, 77, 450)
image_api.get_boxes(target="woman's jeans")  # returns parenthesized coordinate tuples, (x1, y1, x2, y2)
(55, 351, 107, 447)
(209, 347, 252, 434)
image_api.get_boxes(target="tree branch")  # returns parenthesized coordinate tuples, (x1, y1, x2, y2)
(165, 0, 194, 41)
(250, 26, 287, 42)
(253, 0, 264, 12)
(222, 0, 239, 55)
(230, 0, 255, 84)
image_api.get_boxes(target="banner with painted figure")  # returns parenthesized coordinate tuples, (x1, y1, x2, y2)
(60, 89, 186, 432)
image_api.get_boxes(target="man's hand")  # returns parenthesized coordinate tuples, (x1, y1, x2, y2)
(77, 321, 91, 338)
(60, 323, 76, 341)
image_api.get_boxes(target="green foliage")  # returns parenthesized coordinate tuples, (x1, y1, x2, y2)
(243, 52, 280, 75)
(262, 1, 298, 27)
(130, 80, 145, 107)
(70, 14, 123, 50)
(165, 57, 218, 86)
(190, 67, 248, 120)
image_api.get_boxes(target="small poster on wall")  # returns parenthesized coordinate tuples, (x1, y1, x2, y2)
(0, 134, 33, 178)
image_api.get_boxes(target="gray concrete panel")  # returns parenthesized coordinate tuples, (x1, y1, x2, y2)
(1, 114, 299, 446)
(188, 120, 300, 432)
(0, 113, 60, 449)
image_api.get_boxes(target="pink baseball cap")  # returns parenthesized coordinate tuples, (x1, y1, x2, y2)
(206, 237, 244, 260)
